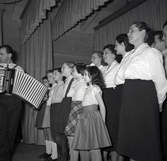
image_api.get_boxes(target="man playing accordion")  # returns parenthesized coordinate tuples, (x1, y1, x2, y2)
(0, 45, 24, 161)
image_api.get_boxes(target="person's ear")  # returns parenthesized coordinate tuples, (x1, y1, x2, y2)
(8, 53, 12, 59)
(141, 30, 146, 38)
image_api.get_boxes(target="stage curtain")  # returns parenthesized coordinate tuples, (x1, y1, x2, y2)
(94, 0, 167, 50)
(20, 0, 57, 44)
(52, 0, 110, 41)
(19, 17, 53, 145)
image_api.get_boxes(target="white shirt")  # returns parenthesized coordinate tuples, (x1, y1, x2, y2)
(99, 65, 106, 74)
(115, 51, 133, 85)
(0, 61, 24, 72)
(115, 43, 167, 105)
(103, 60, 120, 88)
(82, 84, 101, 106)
(72, 79, 87, 101)
(51, 81, 64, 104)
(47, 83, 57, 106)
(63, 76, 77, 97)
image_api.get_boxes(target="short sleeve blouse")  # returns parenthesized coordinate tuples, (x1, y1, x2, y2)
(82, 84, 101, 106)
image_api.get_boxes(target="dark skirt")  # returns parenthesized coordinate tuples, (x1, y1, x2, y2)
(50, 97, 72, 135)
(72, 105, 112, 150)
(35, 102, 47, 128)
(116, 79, 162, 161)
(64, 101, 82, 136)
(160, 95, 167, 161)
(102, 85, 122, 151)
(50, 102, 61, 142)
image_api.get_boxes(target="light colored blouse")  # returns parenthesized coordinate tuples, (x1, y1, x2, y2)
(82, 84, 101, 106)
(115, 51, 133, 85)
(103, 60, 120, 88)
(47, 83, 57, 106)
(51, 81, 64, 104)
(63, 76, 77, 97)
(99, 65, 106, 74)
(115, 43, 167, 105)
(72, 79, 87, 101)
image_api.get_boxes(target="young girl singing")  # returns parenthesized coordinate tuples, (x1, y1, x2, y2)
(52, 62, 76, 161)
(72, 66, 111, 161)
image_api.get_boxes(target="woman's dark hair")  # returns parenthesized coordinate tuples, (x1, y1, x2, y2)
(154, 31, 164, 41)
(116, 34, 134, 52)
(103, 44, 122, 63)
(75, 63, 87, 76)
(132, 21, 154, 46)
(103, 44, 116, 56)
(86, 66, 105, 89)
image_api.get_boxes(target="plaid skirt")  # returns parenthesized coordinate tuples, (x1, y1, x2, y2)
(64, 101, 82, 136)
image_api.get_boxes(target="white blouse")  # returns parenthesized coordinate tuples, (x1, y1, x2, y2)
(47, 83, 57, 106)
(82, 84, 101, 106)
(115, 51, 133, 85)
(72, 79, 87, 101)
(99, 65, 106, 74)
(51, 81, 64, 104)
(103, 60, 120, 88)
(63, 76, 77, 97)
(115, 43, 167, 105)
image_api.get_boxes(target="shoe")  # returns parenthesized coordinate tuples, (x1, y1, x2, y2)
(39, 153, 51, 159)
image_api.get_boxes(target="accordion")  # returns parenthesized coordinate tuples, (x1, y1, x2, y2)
(0, 68, 48, 109)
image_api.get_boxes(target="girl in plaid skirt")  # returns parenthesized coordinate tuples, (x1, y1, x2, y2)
(65, 63, 87, 161)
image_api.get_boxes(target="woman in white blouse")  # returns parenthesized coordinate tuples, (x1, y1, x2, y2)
(102, 44, 122, 161)
(116, 21, 167, 161)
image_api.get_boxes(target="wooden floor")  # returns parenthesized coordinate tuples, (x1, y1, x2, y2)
(12, 142, 45, 161)
(12, 142, 129, 161)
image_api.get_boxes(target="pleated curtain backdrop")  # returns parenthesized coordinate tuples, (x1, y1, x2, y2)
(19, 17, 53, 145)
(94, 0, 167, 50)
(20, 0, 57, 44)
(52, 0, 110, 41)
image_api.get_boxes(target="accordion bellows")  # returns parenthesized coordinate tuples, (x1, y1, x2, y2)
(0, 69, 48, 109)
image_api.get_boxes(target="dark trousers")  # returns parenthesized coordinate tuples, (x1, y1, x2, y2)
(0, 94, 22, 161)
(54, 133, 68, 161)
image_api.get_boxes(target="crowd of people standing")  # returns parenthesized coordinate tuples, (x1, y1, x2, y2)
(35, 20, 167, 161)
